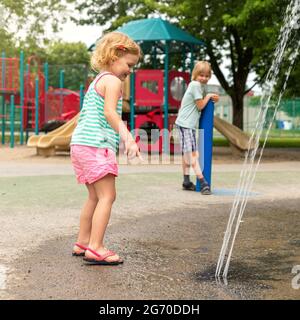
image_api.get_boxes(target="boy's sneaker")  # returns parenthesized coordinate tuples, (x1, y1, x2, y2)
(182, 182, 196, 191)
(200, 181, 212, 195)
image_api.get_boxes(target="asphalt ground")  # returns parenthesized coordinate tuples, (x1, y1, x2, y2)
(3, 198, 300, 300)
(0, 146, 300, 300)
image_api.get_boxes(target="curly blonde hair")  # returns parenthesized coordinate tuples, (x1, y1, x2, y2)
(91, 32, 142, 72)
(191, 61, 212, 80)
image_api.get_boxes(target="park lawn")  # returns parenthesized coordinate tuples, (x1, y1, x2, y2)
(213, 136, 300, 148)
(262, 137, 300, 148)
(1, 134, 300, 149)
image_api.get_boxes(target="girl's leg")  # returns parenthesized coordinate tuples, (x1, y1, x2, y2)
(86, 174, 121, 262)
(73, 183, 98, 253)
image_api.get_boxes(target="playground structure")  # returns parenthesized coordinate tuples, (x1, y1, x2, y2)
(117, 19, 253, 158)
(23, 18, 253, 193)
(117, 18, 204, 154)
(27, 114, 79, 156)
(214, 116, 254, 154)
(27, 18, 252, 159)
(26, 69, 253, 157)
(1, 19, 253, 183)
(0, 51, 84, 147)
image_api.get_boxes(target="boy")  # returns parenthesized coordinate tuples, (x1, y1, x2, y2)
(175, 61, 219, 195)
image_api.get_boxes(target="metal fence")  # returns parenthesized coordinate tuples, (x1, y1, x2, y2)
(214, 95, 300, 137)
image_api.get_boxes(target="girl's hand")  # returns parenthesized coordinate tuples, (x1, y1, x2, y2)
(124, 140, 143, 162)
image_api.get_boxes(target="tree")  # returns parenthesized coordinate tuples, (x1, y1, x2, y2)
(0, 29, 17, 57)
(71, 0, 295, 130)
(0, 0, 69, 46)
(0, 1, 91, 90)
(276, 55, 300, 99)
(45, 41, 90, 90)
(162, 0, 292, 129)
(71, 0, 152, 31)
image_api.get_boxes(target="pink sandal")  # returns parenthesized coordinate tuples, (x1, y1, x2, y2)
(72, 243, 88, 256)
(83, 248, 124, 265)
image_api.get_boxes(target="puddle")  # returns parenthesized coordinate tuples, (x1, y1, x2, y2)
(197, 259, 283, 282)
(212, 189, 260, 196)
(194, 262, 275, 299)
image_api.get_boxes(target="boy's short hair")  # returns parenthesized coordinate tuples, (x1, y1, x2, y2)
(191, 61, 212, 80)
(91, 32, 142, 72)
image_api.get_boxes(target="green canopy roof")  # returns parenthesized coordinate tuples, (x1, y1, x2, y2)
(88, 18, 204, 52)
(117, 18, 203, 45)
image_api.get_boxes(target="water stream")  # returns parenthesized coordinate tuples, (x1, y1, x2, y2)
(216, 0, 300, 280)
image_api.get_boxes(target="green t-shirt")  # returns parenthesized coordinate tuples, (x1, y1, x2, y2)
(175, 81, 207, 129)
(71, 72, 122, 152)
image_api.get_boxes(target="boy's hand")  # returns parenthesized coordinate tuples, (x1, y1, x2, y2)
(208, 93, 219, 103)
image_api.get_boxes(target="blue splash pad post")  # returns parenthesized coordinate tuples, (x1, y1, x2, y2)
(196, 100, 214, 192)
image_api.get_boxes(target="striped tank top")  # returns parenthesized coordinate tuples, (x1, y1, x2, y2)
(71, 72, 123, 152)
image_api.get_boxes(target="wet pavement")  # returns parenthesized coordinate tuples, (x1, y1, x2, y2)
(1, 147, 300, 300)
(3, 198, 300, 300)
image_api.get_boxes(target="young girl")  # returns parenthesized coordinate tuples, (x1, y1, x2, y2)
(175, 61, 219, 195)
(70, 32, 142, 265)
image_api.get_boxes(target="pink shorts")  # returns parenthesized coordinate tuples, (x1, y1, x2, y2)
(70, 145, 118, 184)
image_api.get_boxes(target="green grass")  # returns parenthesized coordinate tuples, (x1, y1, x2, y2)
(213, 136, 300, 148)
(265, 128, 300, 138)
(1, 133, 300, 149)
(262, 137, 300, 148)
(213, 137, 230, 147)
